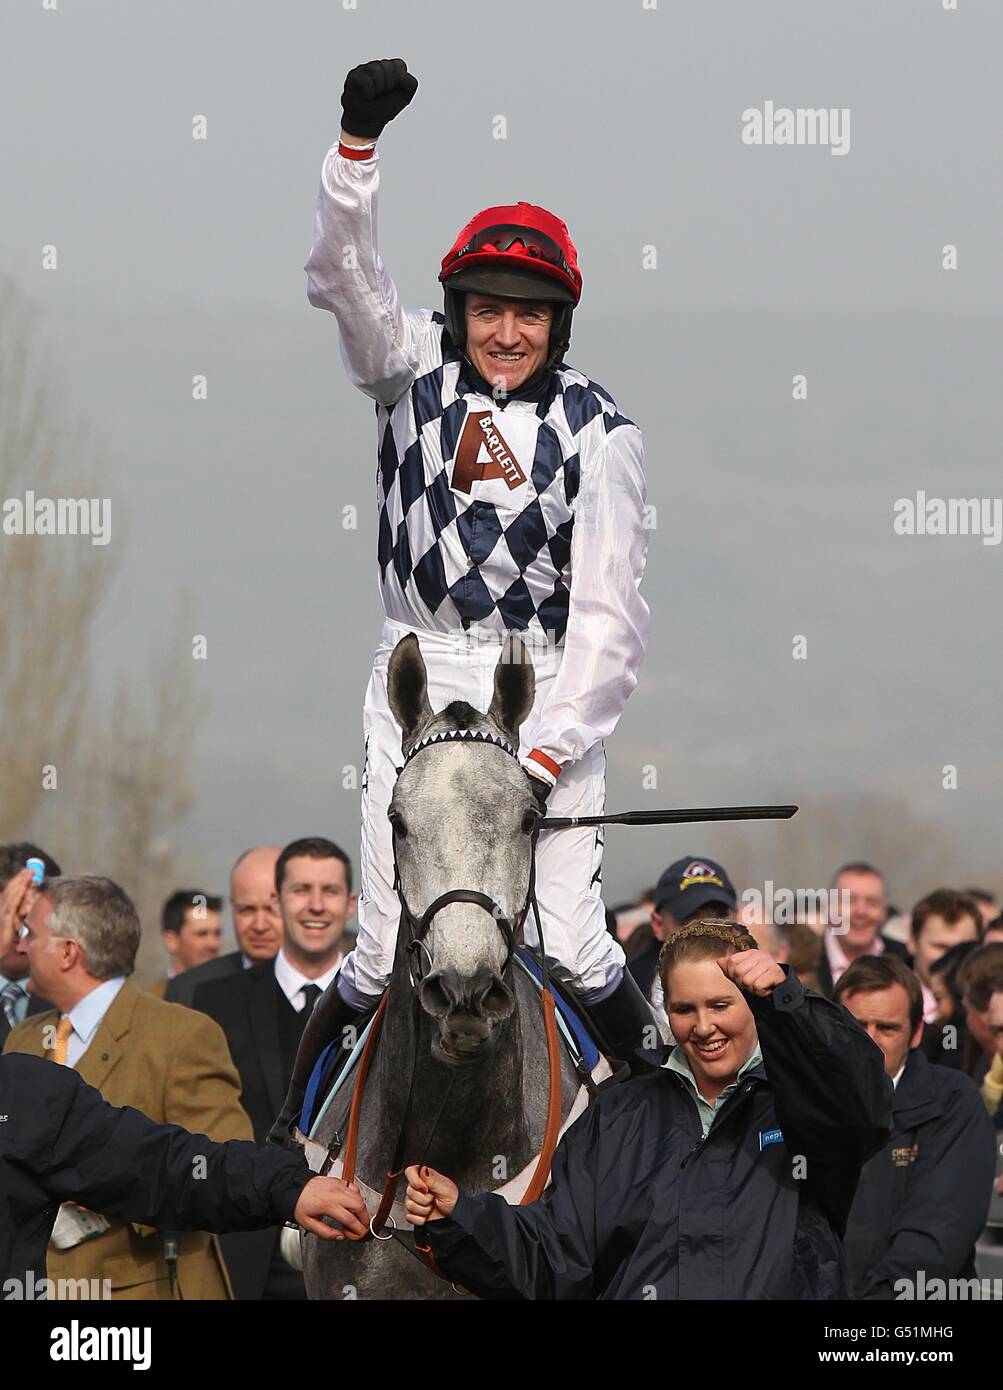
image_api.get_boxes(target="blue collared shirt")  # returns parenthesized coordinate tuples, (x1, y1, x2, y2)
(62, 977, 127, 1068)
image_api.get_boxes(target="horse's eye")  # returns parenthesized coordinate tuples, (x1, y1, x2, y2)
(388, 808, 407, 838)
(521, 809, 540, 835)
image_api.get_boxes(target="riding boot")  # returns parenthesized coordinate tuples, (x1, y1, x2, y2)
(267, 978, 376, 1150)
(582, 969, 664, 1077)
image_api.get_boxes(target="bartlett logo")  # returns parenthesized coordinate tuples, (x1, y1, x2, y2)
(451, 412, 526, 495)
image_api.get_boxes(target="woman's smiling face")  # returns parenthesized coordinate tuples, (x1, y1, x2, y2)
(665, 957, 758, 1101)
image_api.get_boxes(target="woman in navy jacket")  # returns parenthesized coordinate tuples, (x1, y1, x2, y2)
(405, 922, 892, 1300)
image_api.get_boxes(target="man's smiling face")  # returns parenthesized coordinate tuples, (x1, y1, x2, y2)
(464, 293, 552, 392)
(276, 855, 355, 969)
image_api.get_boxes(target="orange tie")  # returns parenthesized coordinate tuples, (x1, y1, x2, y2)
(52, 1015, 74, 1066)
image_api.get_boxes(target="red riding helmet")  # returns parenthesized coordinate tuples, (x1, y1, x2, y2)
(439, 201, 582, 305)
(439, 202, 582, 372)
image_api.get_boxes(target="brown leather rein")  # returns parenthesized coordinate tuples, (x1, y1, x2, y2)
(338, 980, 563, 1275)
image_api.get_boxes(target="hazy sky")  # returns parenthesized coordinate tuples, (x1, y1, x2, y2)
(3, 0, 1001, 939)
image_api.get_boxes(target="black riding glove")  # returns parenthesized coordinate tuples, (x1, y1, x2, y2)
(526, 774, 552, 816)
(341, 58, 418, 140)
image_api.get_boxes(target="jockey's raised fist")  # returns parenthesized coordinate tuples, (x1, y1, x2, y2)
(341, 58, 418, 139)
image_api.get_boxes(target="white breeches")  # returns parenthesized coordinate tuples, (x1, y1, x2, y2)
(338, 618, 625, 1005)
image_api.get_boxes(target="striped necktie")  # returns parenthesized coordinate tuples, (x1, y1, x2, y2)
(52, 1015, 74, 1066)
(0, 981, 22, 1030)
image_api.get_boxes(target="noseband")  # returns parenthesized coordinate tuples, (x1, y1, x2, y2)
(389, 728, 543, 993)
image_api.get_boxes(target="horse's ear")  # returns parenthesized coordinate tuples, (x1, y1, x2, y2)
(487, 636, 535, 739)
(387, 634, 433, 741)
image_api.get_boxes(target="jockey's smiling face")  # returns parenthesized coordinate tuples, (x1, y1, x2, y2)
(664, 958, 758, 1104)
(465, 294, 553, 391)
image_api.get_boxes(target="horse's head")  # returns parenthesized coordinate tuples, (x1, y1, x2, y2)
(386, 633, 541, 1065)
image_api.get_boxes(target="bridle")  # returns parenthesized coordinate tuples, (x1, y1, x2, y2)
(389, 726, 548, 994)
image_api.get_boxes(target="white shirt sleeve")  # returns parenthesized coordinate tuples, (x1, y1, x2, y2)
(304, 143, 432, 407)
(522, 425, 651, 779)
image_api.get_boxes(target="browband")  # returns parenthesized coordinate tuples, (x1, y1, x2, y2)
(402, 727, 519, 768)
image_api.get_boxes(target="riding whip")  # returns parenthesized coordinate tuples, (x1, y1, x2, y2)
(539, 803, 799, 831)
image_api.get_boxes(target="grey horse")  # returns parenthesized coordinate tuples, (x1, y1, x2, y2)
(302, 633, 589, 1300)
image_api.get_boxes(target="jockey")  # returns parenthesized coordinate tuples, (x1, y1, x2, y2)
(270, 58, 654, 1145)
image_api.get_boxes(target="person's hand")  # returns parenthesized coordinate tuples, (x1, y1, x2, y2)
(341, 59, 418, 140)
(996, 1172, 1003, 1198)
(404, 1164, 459, 1225)
(0, 867, 34, 958)
(293, 1177, 369, 1240)
(718, 948, 785, 998)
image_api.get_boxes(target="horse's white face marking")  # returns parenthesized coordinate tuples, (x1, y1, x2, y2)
(395, 741, 535, 979)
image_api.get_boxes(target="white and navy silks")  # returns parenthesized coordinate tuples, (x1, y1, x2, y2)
(305, 140, 650, 1006)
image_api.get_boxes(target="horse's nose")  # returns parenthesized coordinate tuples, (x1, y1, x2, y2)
(420, 966, 515, 1024)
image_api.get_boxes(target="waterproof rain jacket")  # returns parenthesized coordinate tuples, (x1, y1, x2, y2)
(426, 970, 892, 1299)
(0, 1054, 312, 1289)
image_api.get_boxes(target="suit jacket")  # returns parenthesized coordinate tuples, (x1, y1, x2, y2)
(192, 962, 299, 1144)
(816, 933, 911, 999)
(192, 963, 310, 1299)
(165, 950, 245, 1008)
(0, 988, 49, 1049)
(3, 979, 254, 1300)
(844, 1047, 996, 1297)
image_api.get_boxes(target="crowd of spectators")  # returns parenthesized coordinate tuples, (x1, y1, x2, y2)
(3, 837, 1002, 1300)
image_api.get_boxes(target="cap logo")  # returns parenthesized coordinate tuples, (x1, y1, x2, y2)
(679, 861, 724, 891)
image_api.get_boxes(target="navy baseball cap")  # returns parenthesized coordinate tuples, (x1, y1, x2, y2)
(654, 857, 737, 920)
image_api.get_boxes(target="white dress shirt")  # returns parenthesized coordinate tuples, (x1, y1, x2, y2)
(273, 948, 341, 1012)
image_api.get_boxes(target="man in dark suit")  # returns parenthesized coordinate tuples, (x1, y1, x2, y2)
(836, 955, 996, 1297)
(166, 846, 283, 1007)
(0, 843, 59, 1045)
(816, 861, 911, 998)
(192, 836, 357, 1299)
